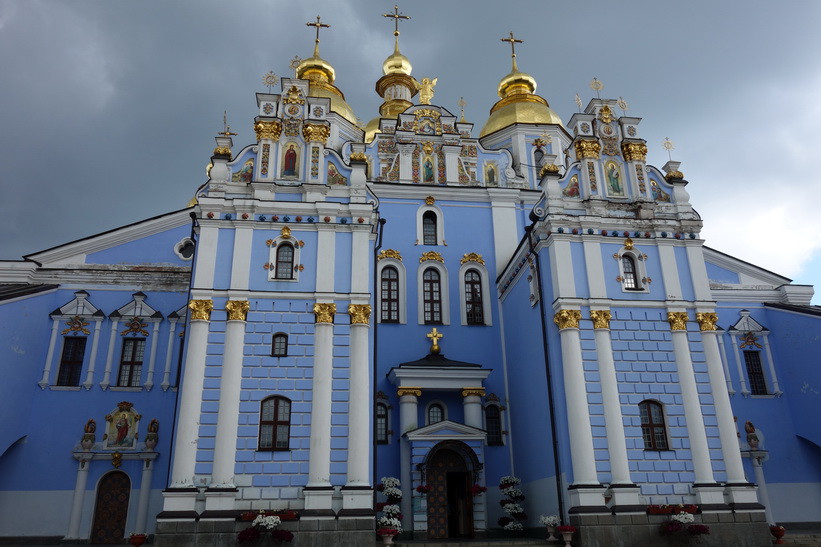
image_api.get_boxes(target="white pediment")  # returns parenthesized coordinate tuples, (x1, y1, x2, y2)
(728, 310, 767, 333)
(111, 292, 162, 320)
(51, 290, 103, 318)
(406, 419, 486, 442)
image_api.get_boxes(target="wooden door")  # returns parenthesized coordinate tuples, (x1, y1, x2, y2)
(426, 448, 473, 539)
(90, 471, 130, 544)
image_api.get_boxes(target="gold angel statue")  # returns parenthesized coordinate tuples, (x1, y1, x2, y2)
(417, 77, 438, 105)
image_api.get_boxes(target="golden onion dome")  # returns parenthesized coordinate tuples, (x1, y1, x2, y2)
(364, 117, 382, 143)
(296, 43, 357, 125)
(382, 36, 412, 76)
(480, 55, 562, 138)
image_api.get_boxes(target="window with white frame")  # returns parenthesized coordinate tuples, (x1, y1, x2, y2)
(639, 400, 669, 450)
(259, 396, 291, 451)
(377, 255, 407, 324)
(485, 405, 503, 445)
(616, 242, 648, 292)
(417, 261, 450, 325)
(458, 261, 492, 326)
(272, 333, 288, 357)
(275, 244, 295, 280)
(117, 338, 145, 387)
(56, 337, 87, 387)
(427, 402, 445, 425)
(744, 351, 768, 395)
(416, 204, 446, 246)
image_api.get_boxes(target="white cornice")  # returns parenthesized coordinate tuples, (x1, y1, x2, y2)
(370, 183, 540, 204)
(703, 247, 790, 286)
(387, 367, 491, 390)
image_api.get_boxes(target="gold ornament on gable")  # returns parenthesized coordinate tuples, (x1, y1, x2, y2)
(460, 252, 485, 265)
(425, 195, 435, 205)
(302, 123, 330, 144)
(254, 121, 282, 141)
(419, 251, 445, 263)
(120, 317, 149, 337)
(574, 139, 600, 159)
(62, 316, 90, 335)
(283, 85, 305, 105)
(598, 104, 614, 124)
(377, 249, 403, 261)
(280, 226, 292, 239)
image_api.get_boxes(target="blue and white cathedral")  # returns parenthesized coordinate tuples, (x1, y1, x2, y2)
(1, 11, 820, 547)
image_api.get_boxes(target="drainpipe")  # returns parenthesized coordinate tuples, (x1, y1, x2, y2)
(372, 217, 387, 502)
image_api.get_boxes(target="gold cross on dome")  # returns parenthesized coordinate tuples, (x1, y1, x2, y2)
(219, 111, 237, 138)
(501, 31, 523, 58)
(306, 15, 330, 45)
(383, 5, 410, 37)
(427, 328, 443, 355)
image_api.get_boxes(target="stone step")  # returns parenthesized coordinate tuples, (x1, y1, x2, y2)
(782, 534, 821, 545)
(392, 539, 548, 547)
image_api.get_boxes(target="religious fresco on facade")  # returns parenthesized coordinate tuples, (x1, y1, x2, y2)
(281, 142, 300, 178)
(650, 179, 671, 202)
(102, 402, 141, 451)
(232, 158, 254, 182)
(563, 174, 580, 198)
(604, 160, 624, 196)
(484, 161, 497, 186)
(327, 162, 348, 185)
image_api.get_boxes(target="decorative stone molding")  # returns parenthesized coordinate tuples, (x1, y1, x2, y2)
(553, 309, 581, 329)
(225, 300, 250, 321)
(189, 299, 213, 321)
(397, 387, 422, 397)
(460, 252, 485, 265)
(461, 387, 486, 398)
(696, 312, 719, 331)
(420, 251, 445, 263)
(348, 304, 372, 324)
(378, 249, 402, 261)
(621, 142, 648, 162)
(313, 303, 336, 323)
(302, 123, 330, 144)
(254, 120, 282, 141)
(667, 311, 689, 331)
(574, 139, 601, 159)
(590, 310, 612, 329)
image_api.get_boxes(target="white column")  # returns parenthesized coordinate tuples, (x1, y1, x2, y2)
(100, 318, 120, 390)
(398, 388, 420, 532)
(65, 457, 90, 539)
(82, 320, 102, 390)
(134, 458, 155, 533)
(730, 332, 750, 395)
(750, 453, 774, 524)
(667, 312, 716, 490)
(168, 300, 212, 488)
(161, 319, 178, 391)
(462, 389, 484, 429)
(210, 300, 248, 489)
(143, 322, 160, 390)
(304, 303, 335, 510)
(716, 333, 734, 394)
(762, 335, 782, 395)
(554, 310, 598, 486)
(590, 311, 635, 494)
(39, 319, 61, 388)
(343, 305, 373, 510)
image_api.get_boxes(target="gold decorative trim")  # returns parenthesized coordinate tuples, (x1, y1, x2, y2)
(281, 226, 292, 239)
(213, 146, 232, 158)
(667, 312, 689, 331)
(397, 387, 422, 398)
(696, 312, 719, 331)
(189, 299, 213, 321)
(538, 164, 560, 178)
(590, 310, 612, 329)
(62, 316, 90, 335)
(425, 195, 435, 205)
(624, 237, 634, 250)
(427, 327, 444, 355)
(461, 387, 486, 398)
(574, 139, 600, 159)
(622, 142, 648, 162)
(226, 300, 250, 321)
(377, 249, 402, 261)
(302, 123, 330, 144)
(460, 252, 485, 265)
(313, 303, 336, 324)
(665, 170, 684, 180)
(420, 251, 444, 263)
(283, 85, 305, 105)
(553, 309, 581, 330)
(350, 151, 368, 162)
(348, 304, 372, 324)
(254, 120, 282, 141)
(120, 317, 149, 336)
(597, 104, 614, 124)
(422, 141, 434, 155)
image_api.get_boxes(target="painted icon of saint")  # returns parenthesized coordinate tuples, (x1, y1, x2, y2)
(283, 145, 298, 177)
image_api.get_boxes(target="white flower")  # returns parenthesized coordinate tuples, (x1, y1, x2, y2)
(500, 475, 521, 485)
(671, 512, 694, 524)
(381, 477, 401, 488)
(382, 504, 401, 517)
(383, 486, 403, 499)
(539, 514, 560, 526)
(252, 514, 281, 530)
(503, 503, 524, 514)
(378, 516, 402, 532)
(504, 521, 524, 531)
(502, 486, 523, 498)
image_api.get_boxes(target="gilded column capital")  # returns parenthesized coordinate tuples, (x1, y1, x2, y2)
(695, 312, 719, 331)
(461, 387, 486, 398)
(553, 309, 582, 330)
(590, 310, 612, 329)
(225, 300, 250, 321)
(667, 311, 689, 331)
(397, 387, 422, 398)
(313, 303, 336, 324)
(254, 120, 282, 141)
(302, 123, 330, 144)
(188, 299, 213, 321)
(621, 142, 648, 162)
(574, 139, 600, 159)
(348, 304, 372, 324)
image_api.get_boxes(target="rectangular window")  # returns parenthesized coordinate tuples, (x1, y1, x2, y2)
(745, 351, 768, 395)
(117, 338, 145, 387)
(56, 337, 87, 386)
(260, 396, 291, 451)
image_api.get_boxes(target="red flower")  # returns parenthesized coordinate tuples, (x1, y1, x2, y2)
(271, 529, 295, 542)
(237, 527, 260, 543)
(416, 484, 433, 493)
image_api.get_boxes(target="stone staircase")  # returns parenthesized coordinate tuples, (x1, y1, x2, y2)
(392, 539, 546, 547)
(783, 532, 821, 546)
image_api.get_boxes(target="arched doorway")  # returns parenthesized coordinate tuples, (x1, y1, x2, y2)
(90, 470, 131, 544)
(425, 441, 480, 539)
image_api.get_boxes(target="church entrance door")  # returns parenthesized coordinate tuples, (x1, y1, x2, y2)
(426, 448, 473, 539)
(90, 471, 131, 544)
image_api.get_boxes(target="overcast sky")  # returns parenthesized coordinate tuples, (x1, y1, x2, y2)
(2, 1, 820, 301)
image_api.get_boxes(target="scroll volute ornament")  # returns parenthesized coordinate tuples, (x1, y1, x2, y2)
(313, 303, 336, 323)
(397, 387, 422, 398)
(348, 304, 372, 324)
(302, 123, 330, 144)
(574, 139, 601, 159)
(254, 120, 282, 141)
(226, 300, 250, 321)
(189, 299, 213, 321)
(696, 312, 719, 331)
(461, 387, 486, 398)
(590, 310, 612, 329)
(667, 312, 689, 331)
(553, 309, 582, 330)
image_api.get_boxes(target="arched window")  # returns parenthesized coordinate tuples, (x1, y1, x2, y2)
(376, 403, 389, 444)
(272, 333, 288, 357)
(639, 400, 668, 450)
(381, 266, 400, 323)
(485, 405, 503, 445)
(464, 269, 484, 325)
(423, 268, 442, 324)
(422, 211, 438, 245)
(622, 255, 640, 290)
(275, 244, 295, 280)
(428, 403, 444, 425)
(259, 396, 291, 451)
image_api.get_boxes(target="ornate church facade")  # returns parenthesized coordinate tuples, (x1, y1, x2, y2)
(1, 12, 820, 547)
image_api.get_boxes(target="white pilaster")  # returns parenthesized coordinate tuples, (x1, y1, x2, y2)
(315, 226, 336, 294)
(488, 190, 519, 270)
(100, 318, 120, 390)
(134, 458, 155, 534)
(549, 239, 576, 298)
(143, 322, 160, 390)
(65, 458, 90, 539)
(343, 306, 373, 510)
(657, 242, 683, 301)
(39, 319, 60, 388)
(82, 321, 102, 390)
(716, 333, 734, 394)
(750, 452, 774, 524)
(229, 227, 253, 291)
(762, 335, 782, 395)
(161, 319, 178, 391)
